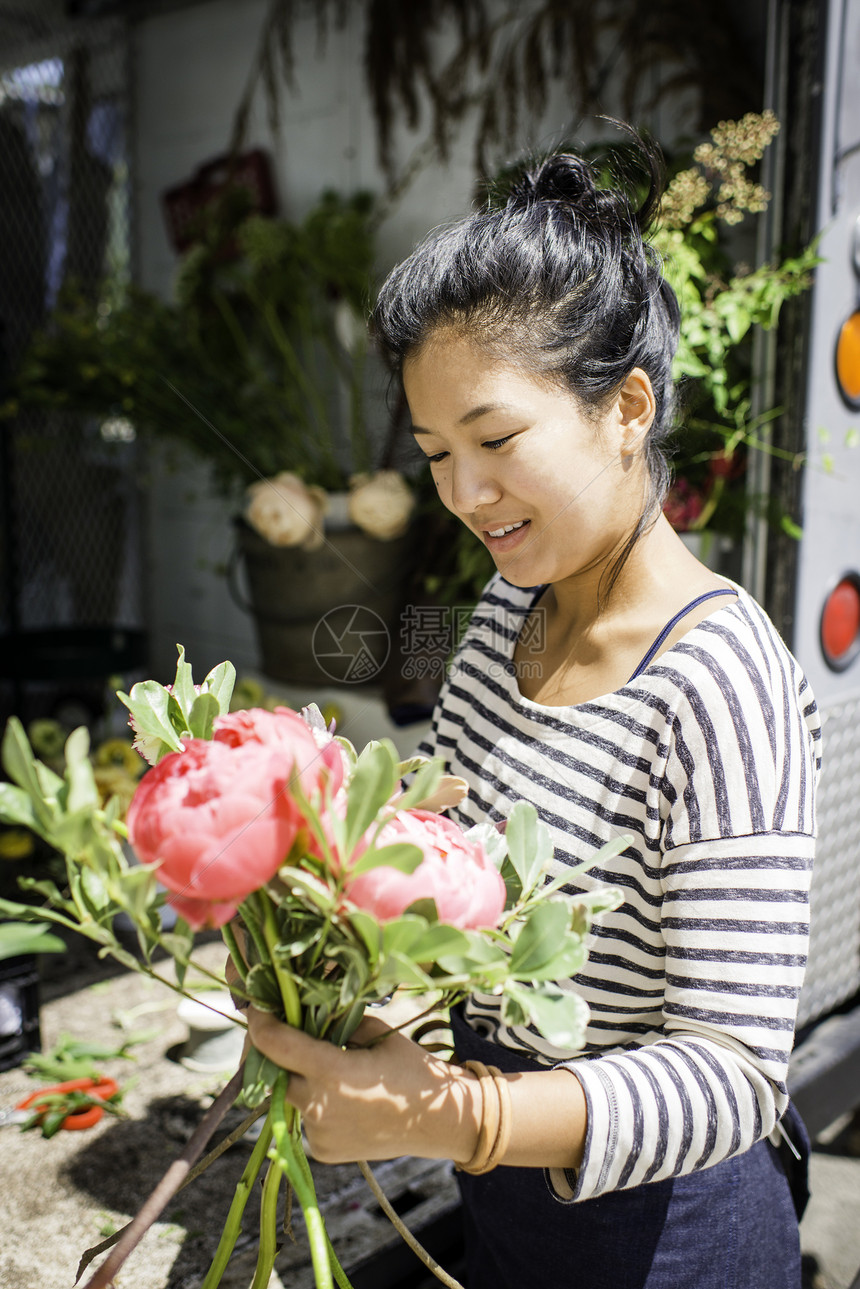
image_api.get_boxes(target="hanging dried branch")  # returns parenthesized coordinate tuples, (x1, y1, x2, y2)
(229, 0, 759, 195)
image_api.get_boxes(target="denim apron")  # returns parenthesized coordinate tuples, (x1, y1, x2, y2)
(451, 1007, 809, 1289)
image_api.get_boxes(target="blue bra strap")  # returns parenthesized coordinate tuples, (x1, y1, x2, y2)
(628, 587, 739, 682)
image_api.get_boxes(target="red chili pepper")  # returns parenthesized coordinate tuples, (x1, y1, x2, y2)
(17, 1076, 119, 1131)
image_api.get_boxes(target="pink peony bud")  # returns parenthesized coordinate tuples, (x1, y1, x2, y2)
(344, 809, 506, 930)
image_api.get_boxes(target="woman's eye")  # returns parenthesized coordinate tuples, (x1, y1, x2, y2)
(483, 435, 513, 451)
(427, 450, 449, 464)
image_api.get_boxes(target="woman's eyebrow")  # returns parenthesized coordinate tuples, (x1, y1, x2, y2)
(411, 402, 517, 434)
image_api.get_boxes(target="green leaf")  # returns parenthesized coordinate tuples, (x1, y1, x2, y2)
(349, 841, 424, 878)
(542, 834, 632, 896)
(503, 981, 590, 1050)
(0, 922, 66, 961)
(203, 660, 236, 715)
(0, 782, 40, 830)
(395, 759, 444, 811)
(377, 913, 427, 956)
(1, 719, 53, 829)
(65, 729, 99, 812)
(403, 896, 439, 923)
(780, 515, 803, 540)
(10, 882, 76, 918)
(347, 909, 383, 962)
(244, 962, 283, 1012)
(383, 951, 435, 990)
(241, 1045, 280, 1108)
(279, 866, 336, 912)
(0, 896, 47, 920)
(33, 759, 65, 799)
(408, 923, 472, 963)
(188, 692, 220, 740)
(118, 681, 185, 759)
(510, 901, 581, 978)
(79, 866, 113, 919)
(505, 801, 552, 895)
(435, 932, 508, 979)
(170, 644, 197, 718)
(343, 741, 399, 855)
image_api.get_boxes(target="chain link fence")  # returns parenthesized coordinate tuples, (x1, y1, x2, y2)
(0, 9, 146, 727)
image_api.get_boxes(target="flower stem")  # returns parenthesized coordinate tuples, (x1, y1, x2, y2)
(357, 1161, 465, 1289)
(250, 1151, 284, 1289)
(261, 897, 302, 1027)
(199, 1115, 273, 1289)
(221, 920, 246, 987)
(269, 1073, 344, 1289)
(293, 1133, 354, 1289)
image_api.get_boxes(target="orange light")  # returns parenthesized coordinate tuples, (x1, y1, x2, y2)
(836, 311, 860, 406)
(821, 576, 860, 669)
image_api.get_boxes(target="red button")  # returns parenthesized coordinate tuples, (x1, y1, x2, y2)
(821, 577, 860, 664)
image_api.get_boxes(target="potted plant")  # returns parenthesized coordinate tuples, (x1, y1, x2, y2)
(5, 187, 417, 685)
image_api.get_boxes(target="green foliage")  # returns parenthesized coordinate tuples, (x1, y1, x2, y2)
(23, 1032, 146, 1083)
(7, 190, 379, 495)
(2, 646, 625, 1131)
(648, 113, 819, 538)
(0, 920, 66, 961)
(117, 647, 236, 765)
(0, 648, 237, 972)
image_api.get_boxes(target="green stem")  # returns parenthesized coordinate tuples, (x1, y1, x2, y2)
(293, 1132, 355, 1289)
(250, 1152, 285, 1289)
(242, 899, 270, 966)
(199, 1117, 273, 1289)
(269, 1074, 343, 1289)
(261, 897, 302, 1028)
(221, 920, 246, 987)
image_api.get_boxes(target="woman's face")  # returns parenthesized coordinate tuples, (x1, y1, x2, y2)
(403, 331, 654, 591)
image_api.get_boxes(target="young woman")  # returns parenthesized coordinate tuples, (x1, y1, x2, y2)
(248, 144, 821, 1288)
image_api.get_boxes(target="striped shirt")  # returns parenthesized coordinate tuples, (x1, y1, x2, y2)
(419, 573, 822, 1203)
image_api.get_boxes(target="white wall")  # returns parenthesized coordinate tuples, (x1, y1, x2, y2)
(131, 0, 702, 683)
(133, 0, 484, 681)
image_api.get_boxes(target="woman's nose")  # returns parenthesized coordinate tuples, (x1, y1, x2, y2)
(448, 458, 502, 515)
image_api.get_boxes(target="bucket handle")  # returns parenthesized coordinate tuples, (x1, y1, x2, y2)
(227, 540, 322, 627)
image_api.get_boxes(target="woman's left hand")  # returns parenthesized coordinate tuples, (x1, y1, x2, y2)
(247, 1007, 480, 1166)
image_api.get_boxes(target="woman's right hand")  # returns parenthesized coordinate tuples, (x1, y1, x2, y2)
(246, 1005, 481, 1167)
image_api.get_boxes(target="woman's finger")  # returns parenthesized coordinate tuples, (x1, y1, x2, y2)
(246, 1006, 333, 1080)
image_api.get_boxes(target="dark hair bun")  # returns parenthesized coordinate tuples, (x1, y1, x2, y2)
(505, 132, 663, 236)
(508, 153, 599, 210)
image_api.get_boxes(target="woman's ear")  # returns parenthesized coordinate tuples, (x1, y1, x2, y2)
(616, 369, 656, 460)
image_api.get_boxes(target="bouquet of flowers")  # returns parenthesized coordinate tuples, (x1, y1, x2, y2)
(0, 649, 623, 1289)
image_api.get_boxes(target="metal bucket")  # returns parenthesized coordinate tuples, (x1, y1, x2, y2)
(230, 517, 411, 686)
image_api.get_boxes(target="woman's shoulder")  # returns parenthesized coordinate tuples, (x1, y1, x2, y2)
(646, 585, 821, 748)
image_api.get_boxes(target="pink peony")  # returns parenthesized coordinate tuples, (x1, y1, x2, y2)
(127, 735, 309, 930)
(214, 706, 345, 798)
(344, 809, 506, 930)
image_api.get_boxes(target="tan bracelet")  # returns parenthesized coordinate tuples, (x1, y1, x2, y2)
(457, 1060, 512, 1175)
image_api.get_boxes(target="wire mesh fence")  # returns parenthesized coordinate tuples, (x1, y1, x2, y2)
(0, 10, 146, 725)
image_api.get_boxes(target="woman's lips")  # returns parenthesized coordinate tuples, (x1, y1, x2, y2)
(481, 518, 531, 553)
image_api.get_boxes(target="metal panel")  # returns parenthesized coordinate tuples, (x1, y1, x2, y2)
(791, 0, 860, 1026)
(798, 696, 860, 1026)
(793, 0, 860, 710)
